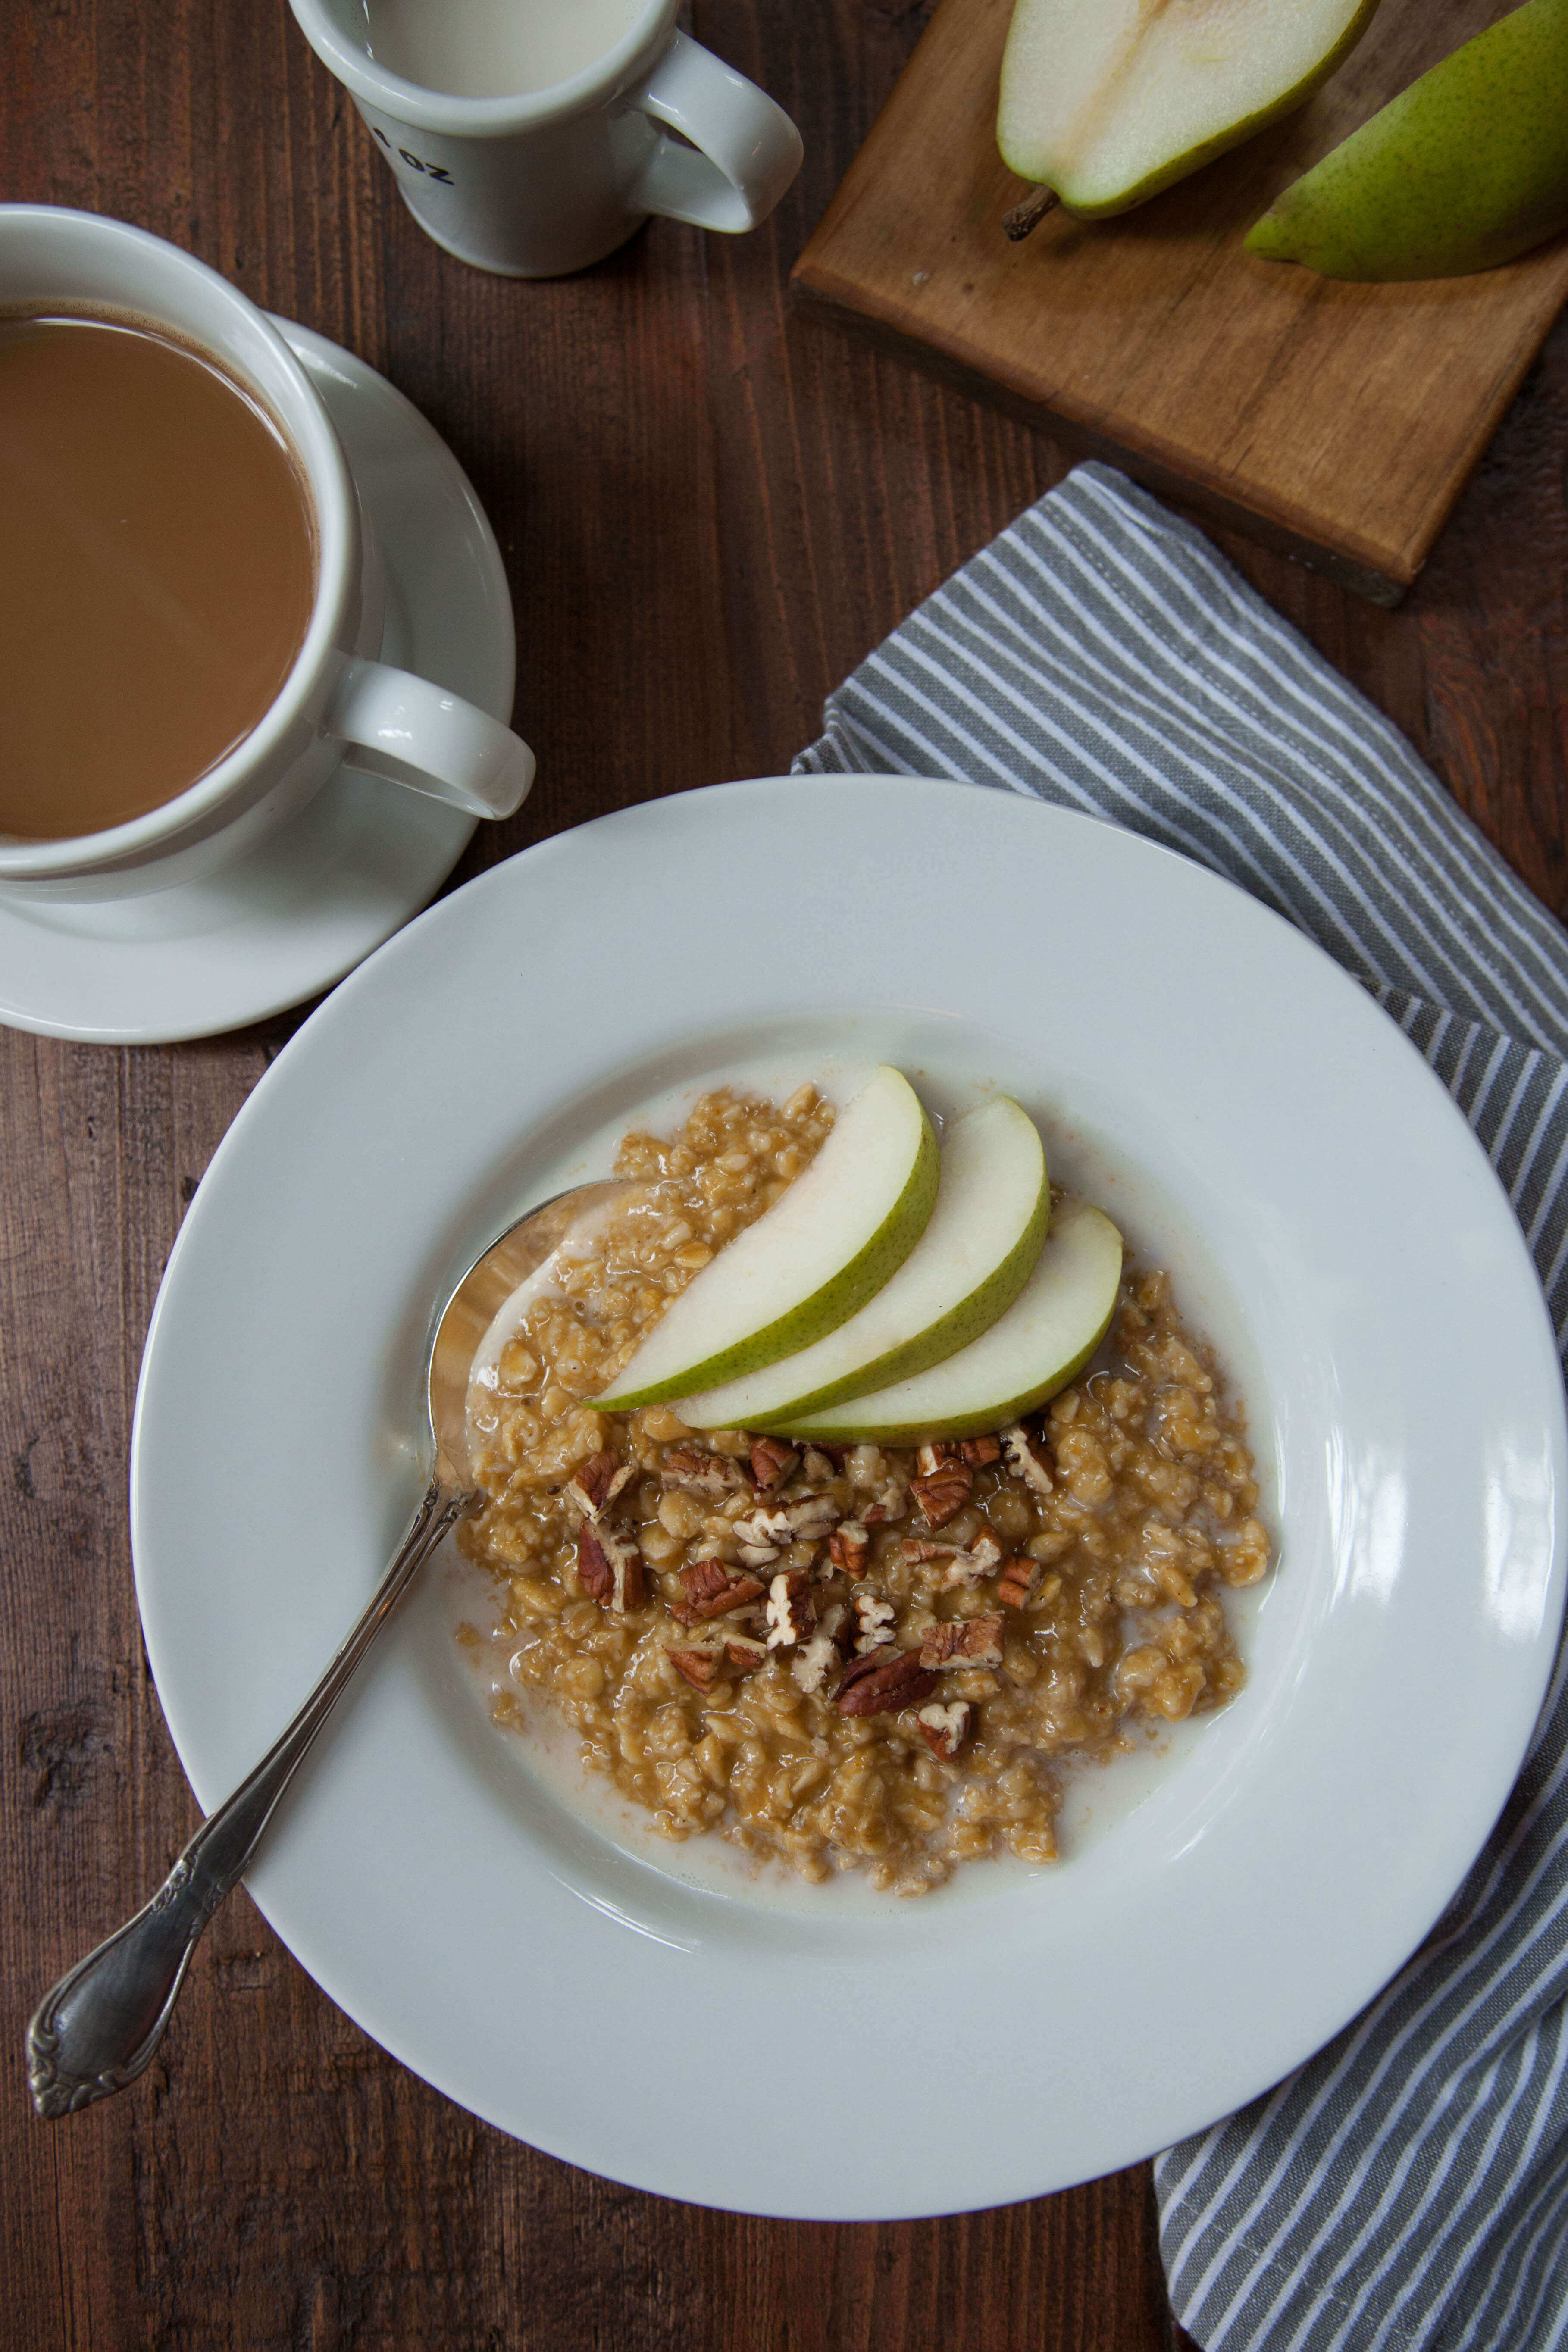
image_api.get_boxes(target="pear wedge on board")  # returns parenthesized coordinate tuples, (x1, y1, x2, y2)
(998, 0, 1383, 219)
(779, 1195, 1123, 1446)
(1247, 0, 1568, 280)
(677, 1095, 1050, 1430)
(593, 1066, 937, 1411)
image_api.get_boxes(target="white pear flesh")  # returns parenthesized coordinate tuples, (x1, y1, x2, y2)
(593, 1066, 938, 1411)
(780, 1195, 1123, 1445)
(678, 1096, 1049, 1430)
(998, 0, 1380, 219)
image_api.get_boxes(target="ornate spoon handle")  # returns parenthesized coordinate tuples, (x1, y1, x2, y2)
(27, 1477, 476, 2118)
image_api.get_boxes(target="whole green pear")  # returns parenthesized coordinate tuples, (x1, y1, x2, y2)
(1247, 0, 1568, 278)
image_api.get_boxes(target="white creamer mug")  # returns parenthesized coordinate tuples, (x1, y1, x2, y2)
(287, 0, 804, 278)
(0, 207, 534, 905)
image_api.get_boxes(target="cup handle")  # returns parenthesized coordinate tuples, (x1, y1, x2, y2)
(627, 28, 803, 234)
(325, 657, 535, 821)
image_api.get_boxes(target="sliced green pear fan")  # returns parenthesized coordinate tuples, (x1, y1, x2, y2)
(998, 0, 1381, 219)
(679, 1095, 1049, 1430)
(779, 1195, 1122, 1445)
(593, 1065, 938, 1411)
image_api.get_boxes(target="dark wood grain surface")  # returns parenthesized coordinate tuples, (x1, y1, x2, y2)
(2, 3, 1565, 2347)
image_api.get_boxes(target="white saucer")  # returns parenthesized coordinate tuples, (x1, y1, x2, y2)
(0, 321, 514, 1045)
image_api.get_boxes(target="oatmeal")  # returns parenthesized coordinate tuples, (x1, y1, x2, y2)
(460, 1084, 1272, 1896)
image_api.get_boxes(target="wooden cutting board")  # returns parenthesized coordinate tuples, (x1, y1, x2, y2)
(792, 0, 1568, 601)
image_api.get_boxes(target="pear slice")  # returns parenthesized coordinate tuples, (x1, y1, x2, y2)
(593, 1066, 938, 1411)
(779, 1196, 1122, 1445)
(998, 0, 1382, 219)
(1246, 0, 1568, 280)
(678, 1095, 1050, 1431)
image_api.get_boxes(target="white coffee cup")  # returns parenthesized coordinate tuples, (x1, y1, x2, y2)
(287, 0, 804, 279)
(0, 205, 535, 905)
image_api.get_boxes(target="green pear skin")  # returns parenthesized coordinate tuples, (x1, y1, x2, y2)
(1247, 0, 1568, 279)
(998, 0, 1382, 220)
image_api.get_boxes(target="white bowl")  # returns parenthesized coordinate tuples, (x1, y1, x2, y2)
(130, 776, 1566, 2218)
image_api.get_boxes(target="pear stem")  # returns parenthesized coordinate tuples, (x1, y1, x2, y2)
(1003, 186, 1060, 241)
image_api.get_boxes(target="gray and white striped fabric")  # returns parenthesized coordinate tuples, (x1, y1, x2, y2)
(794, 462, 1568, 2352)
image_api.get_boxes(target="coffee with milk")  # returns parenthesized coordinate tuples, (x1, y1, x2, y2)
(0, 311, 315, 842)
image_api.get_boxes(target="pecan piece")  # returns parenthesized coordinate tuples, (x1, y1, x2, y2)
(670, 1558, 765, 1624)
(564, 1449, 635, 1521)
(749, 1436, 800, 1490)
(669, 1633, 766, 1689)
(660, 1445, 747, 1501)
(1001, 1422, 1054, 1497)
(911, 1461, 973, 1529)
(917, 1700, 973, 1759)
(800, 1445, 842, 1484)
(901, 1531, 1003, 1586)
(576, 1522, 645, 1613)
(791, 1601, 851, 1694)
(766, 1567, 815, 1650)
(920, 1613, 1005, 1671)
(851, 1584, 896, 1654)
(959, 1436, 1002, 1467)
(733, 1495, 841, 1549)
(836, 1648, 936, 1717)
(669, 1645, 722, 1692)
(829, 1520, 871, 1577)
(996, 1556, 1042, 1610)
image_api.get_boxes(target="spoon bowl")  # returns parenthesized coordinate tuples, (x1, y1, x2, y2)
(27, 1175, 639, 2118)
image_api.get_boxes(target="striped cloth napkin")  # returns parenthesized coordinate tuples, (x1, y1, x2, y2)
(794, 462, 1568, 2352)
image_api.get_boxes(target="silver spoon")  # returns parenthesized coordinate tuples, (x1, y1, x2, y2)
(26, 1177, 636, 2118)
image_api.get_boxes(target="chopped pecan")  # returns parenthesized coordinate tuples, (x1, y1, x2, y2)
(851, 1584, 896, 1654)
(836, 1648, 936, 1717)
(736, 1542, 782, 1569)
(915, 1442, 959, 1475)
(670, 1558, 765, 1624)
(669, 1631, 767, 1689)
(911, 1461, 973, 1529)
(766, 1567, 815, 1650)
(800, 1445, 841, 1484)
(900, 1531, 1004, 1586)
(733, 1495, 841, 1548)
(749, 1436, 800, 1490)
(829, 1520, 871, 1576)
(791, 1601, 850, 1694)
(920, 1613, 1005, 1671)
(669, 1645, 722, 1692)
(960, 1435, 1002, 1467)
(917, 1700, 974, 1759)
(564, 1449, 635, 1521)
(660, 1445, 748, 1501)
(576, 1522, 645, 1613)
(996, 1556, 1042, 1610)
(1001, 1422, 1054, 1496)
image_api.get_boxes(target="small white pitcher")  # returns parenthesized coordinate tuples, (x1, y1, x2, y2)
(287, 0, 804, 279)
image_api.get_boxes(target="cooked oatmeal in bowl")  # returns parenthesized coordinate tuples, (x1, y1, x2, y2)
(459, 1081, 1272, 1897)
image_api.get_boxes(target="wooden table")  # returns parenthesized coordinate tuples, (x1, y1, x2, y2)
(3, 4, 1565, 2345)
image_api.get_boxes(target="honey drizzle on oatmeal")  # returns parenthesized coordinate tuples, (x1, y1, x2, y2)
(459, 1085, 1271, 1897)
